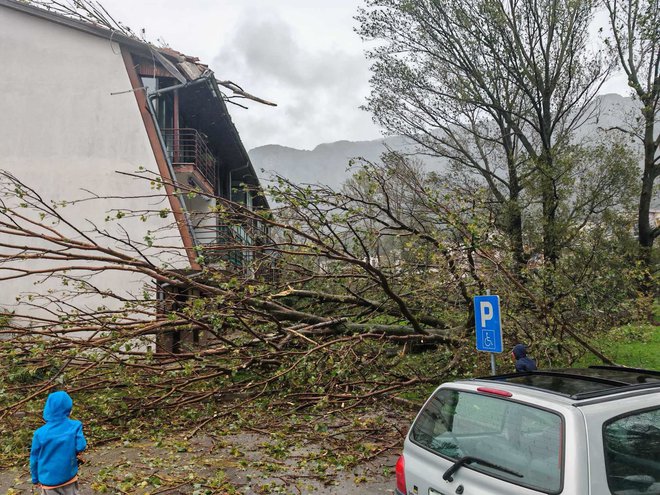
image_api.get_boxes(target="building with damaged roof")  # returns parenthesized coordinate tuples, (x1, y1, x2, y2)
(0, 0, 273, 351)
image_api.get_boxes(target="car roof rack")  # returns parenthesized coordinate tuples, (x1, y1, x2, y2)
(477, 366, 660, 400)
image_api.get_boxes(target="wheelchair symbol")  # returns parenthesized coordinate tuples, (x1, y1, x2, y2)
(482, 330, 496, 350)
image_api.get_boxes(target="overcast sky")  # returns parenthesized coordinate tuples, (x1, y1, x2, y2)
(98, 1, 628, 151)
(95, 0, 379, 151)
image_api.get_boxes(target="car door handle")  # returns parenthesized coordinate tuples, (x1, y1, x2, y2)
(429, 489, 447, 495)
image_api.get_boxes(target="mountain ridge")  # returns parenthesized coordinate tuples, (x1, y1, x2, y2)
(248, 94, 645, 189)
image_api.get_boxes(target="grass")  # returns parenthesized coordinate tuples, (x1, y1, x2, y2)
(576, 301, 660, 370)
(580, 324, 659, 369)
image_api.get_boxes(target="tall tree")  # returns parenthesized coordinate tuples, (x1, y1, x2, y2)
(358, 0, 614, 266)
(604, 0, 659, 281)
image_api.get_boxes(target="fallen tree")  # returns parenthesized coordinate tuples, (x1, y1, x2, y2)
(0, 154, 643, 461)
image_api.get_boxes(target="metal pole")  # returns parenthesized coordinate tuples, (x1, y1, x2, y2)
(486, 289, 497, 376)
(490, 351, 497, 376)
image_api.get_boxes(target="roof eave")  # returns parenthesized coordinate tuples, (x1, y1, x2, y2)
(208, 77, 270, 210)
(0, 0, 155, 55)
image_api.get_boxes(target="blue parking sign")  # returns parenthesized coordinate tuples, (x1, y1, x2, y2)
(474, 295, 503, 353)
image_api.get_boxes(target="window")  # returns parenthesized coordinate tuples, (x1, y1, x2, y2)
(231, 181, 251, 208)
(604, 407, 660, 494)
(411, 389, 563, 493)
(140, 76, 175, 129)
(141, 76, 157, 95)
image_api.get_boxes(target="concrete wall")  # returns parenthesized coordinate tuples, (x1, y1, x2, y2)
(0, 7, 188, 323)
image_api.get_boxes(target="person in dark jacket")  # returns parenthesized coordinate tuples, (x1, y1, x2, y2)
(512, 343, 537, 372)
(30, 391, 86, 494)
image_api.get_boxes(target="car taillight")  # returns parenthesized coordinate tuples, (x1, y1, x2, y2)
(395, 454, 406, 494)
(476, 386, 513, 397)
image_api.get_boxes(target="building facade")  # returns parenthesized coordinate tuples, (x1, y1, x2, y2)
(0, 0, 269, 350)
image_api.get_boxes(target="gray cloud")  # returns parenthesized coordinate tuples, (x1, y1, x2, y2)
(211, 12, 381, 150)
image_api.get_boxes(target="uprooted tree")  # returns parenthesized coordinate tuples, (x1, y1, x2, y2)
(0, 146, 642, 453)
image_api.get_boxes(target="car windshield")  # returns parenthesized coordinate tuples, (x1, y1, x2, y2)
(604, 407, 660, 495)
(411, 388, 563, 493)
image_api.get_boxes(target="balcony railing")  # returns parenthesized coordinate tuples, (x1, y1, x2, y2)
(161, 128, 217, 189)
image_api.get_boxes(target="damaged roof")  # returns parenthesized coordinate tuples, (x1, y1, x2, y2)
(0, 0, 270, 209)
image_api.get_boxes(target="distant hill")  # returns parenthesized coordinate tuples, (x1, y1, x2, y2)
(248, 135, 435, 189)
(249, 94, 647, 191)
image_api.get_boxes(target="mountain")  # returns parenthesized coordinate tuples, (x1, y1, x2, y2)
(248, 135, 440, 189)
(248, 94, 645, 190)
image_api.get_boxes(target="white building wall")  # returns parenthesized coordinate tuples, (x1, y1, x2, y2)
(0, 7, 188, 321)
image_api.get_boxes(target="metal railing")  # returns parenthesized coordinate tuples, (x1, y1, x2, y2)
(161, 128, 216, 189)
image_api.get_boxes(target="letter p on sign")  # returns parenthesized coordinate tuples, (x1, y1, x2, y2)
(480, 301, 493, 328)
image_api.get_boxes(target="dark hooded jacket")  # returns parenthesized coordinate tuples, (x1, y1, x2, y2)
(30, 391, 86, 486)
(513, 344, 537, 372)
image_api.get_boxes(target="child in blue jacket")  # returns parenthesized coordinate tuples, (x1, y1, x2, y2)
(30, 391, 87, 495)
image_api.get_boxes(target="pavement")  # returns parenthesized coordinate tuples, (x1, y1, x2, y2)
(0, 431, 398, 494)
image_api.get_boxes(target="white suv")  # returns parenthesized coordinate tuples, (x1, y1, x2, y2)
(396, 366, 660, 495)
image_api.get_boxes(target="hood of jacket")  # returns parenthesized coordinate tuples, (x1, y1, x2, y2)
(43, 391, 73, 422)
(512, 344, 528, 359)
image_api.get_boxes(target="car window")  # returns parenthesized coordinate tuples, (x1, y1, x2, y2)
(452, 391, 507, 433)
(604, 407, 660, 495)
(411, 388, 563, 493)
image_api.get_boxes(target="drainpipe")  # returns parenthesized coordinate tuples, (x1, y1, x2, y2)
(149, 73, 211, 98)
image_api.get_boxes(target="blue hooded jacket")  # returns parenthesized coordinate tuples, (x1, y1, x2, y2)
(513, 344, 537, 372)
(30, 391, 86, 486)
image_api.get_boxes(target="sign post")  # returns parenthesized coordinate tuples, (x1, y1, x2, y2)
(474, 291, 503, 375)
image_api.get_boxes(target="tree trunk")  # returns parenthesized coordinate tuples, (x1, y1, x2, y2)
(637, 112, 659, 297)
(540, 151, 560, 266)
